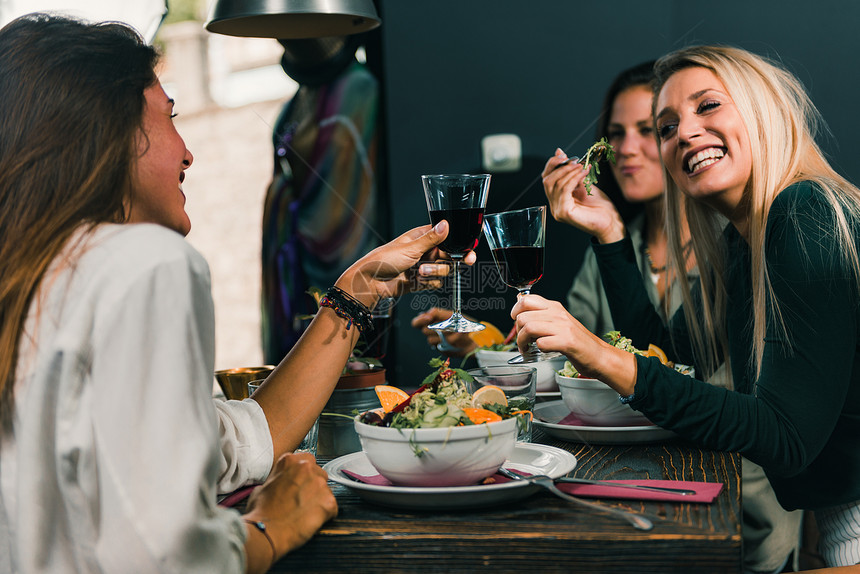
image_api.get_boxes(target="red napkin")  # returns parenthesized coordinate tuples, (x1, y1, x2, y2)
(556, 479, 723, 503)
(217, 485, 258, 507)
(340, 469, 516, 487)
(341, 470, 722, 503)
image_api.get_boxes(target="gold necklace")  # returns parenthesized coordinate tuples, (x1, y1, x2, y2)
(645, 241, 691, 280)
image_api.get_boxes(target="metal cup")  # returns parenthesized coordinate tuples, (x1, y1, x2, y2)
(214, 365, 275, 400)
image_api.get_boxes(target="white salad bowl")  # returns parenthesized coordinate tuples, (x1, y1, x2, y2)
(555, 373, 651, 426)
(354, 415, 518, 487)
(475, 349, 566, 393)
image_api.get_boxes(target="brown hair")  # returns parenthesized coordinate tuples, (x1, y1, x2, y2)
(0, 13, 159, 430)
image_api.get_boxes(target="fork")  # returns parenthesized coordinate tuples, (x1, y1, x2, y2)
(554, 155, 585, 169)
(498, 467, 654, 531)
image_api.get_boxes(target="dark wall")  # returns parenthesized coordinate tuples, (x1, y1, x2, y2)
(369, 0, 860, 387)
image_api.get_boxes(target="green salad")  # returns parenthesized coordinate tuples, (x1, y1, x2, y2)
(359, 358, 525, 430)
(558, 331, 694, 377)
(559, 331, 644, 378)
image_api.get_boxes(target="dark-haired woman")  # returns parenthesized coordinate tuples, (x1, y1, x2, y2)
(0, 13, 460, 573)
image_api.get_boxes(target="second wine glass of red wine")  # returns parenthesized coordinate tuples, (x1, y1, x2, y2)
(421, 173, 491, 333)
(482, 205, 562, 363)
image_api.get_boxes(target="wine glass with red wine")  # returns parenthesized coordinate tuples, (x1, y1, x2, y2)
(421, 173, 491, 333)
(482, 205, 562, 363)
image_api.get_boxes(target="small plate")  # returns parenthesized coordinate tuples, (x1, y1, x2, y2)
(324, 443, 577, 510)
(534, 400, 676, 445)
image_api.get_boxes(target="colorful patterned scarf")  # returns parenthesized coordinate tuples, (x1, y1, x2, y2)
(262, 61, 381, 362)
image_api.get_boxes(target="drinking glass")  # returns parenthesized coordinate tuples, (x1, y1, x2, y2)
(294, 417, 320, 456)
(467, 365, 537, 442)
(422, 174, 491, 333)
(359, 297, 394, 360)
(482, 205, 562, 363)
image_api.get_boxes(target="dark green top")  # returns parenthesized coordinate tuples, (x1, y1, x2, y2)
(594, 181, 860, 511)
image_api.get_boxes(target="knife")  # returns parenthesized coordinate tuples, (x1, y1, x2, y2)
(551, 476, 695, 495)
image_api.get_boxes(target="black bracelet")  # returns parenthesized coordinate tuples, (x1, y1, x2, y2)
(319, 286, 373, 333)
(244, 519, 276, 568)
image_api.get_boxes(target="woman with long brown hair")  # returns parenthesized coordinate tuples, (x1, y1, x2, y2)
(0, 13, 460, 572)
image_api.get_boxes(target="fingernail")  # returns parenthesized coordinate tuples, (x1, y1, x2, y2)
(434, 221, 445, 233)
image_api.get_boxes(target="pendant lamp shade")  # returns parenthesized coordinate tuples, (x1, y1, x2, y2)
(205, 0, 380, 39)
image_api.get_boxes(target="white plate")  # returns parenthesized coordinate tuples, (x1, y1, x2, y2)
(323, 443, 577, 510)
(534, 400, 676, 445)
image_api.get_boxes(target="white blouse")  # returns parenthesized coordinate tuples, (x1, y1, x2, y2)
(0, 224, 273, 573)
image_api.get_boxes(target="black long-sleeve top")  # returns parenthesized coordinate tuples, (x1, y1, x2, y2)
(593, 181, 860, 511)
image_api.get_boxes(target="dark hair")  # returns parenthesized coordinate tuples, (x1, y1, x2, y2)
(0, 13, 160, 429)
(595, 60, 656, 142)
(592, 60, 656, 222)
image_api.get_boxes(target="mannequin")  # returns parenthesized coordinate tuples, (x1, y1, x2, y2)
(262, 35, 381, 362)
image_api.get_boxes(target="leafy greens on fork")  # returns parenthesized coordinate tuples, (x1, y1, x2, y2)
(556, 137, 616, 195)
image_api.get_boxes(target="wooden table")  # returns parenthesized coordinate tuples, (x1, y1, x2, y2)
(269, 428, 742, 573)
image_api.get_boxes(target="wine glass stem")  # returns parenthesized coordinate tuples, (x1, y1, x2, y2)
(452, 259, 462, 318)
(518, 288, 537, 354)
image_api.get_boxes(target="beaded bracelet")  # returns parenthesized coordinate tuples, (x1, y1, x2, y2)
(244, 519, 276, 568)
(618, 392, 636, 405)
(319, 286, 373, 333)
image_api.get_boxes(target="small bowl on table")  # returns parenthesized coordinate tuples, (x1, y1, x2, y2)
(354, 415, 518, 487)
(475, 349, 566, 393)
(555, 373, 651, 426)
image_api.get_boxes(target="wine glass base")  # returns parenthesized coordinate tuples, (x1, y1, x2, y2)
(508, 350, 563, 364)
(428, 316, 486, 333)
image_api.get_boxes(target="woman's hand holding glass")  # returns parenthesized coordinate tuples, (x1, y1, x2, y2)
(483, 206, 560, 364)
(258, 221, 473, 459)
(510, 293, 637, 397)
(542, 148, 626, 244)
(336, 221, 475, 309)
(421, 174, 491, 333)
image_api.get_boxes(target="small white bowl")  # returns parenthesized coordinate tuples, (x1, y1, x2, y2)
(555, 373, 651, 426)
(475, 349, 566, 393)
(354, 415, 518, 487)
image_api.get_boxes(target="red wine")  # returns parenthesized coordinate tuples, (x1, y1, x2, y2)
(491, 246, 544, 289)
(429, 207, 485, 255)
(360, 315, 392, 359)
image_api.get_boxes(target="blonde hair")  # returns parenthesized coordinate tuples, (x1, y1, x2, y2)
(653, 45, 860, 383)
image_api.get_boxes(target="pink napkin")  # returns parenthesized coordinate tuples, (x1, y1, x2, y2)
(556, 479, 723, 503)
(340, 470, 515, 487)
(342, 470, 722, 503)
(218, 485, 258, 507)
